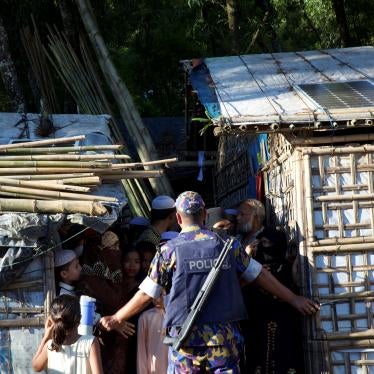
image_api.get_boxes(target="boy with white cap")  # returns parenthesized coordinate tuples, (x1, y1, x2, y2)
(54, 250, 82, 296)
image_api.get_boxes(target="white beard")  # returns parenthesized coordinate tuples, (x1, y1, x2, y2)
(238, 221, 252, 234)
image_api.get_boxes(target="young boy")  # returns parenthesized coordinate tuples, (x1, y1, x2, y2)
(54, 250, 82, 296)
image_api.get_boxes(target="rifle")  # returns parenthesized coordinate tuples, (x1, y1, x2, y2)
(166, 236, 235, 351)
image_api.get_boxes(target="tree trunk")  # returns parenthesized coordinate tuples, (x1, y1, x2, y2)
(256, 0, 281, 52)
(331, 0, 352, 47)
(0, 15, 25, 112)
(226, 0, 239, 54)
(75, 0, 173, 197)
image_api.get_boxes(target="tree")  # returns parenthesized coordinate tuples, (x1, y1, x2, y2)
(226, 0, 239, 53)
(0, 15, 25, 112)
(331, 0, 353, 47)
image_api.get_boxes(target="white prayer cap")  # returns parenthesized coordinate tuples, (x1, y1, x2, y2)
(161, 231, 179, 241)
(129, 216, 150, 226)
(151, 195, 175, 210)
(224, 208, 238, 216)
(54, 250, 77, 267)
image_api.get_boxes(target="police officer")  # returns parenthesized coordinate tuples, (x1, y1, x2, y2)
(100, 191, 319, 373)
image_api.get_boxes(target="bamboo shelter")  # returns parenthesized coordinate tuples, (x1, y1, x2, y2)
(184, 46, 374, 373)
(263, 133, 374, 373)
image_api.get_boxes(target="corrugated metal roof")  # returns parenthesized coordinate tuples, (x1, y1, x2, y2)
(190, 47, 374, 132)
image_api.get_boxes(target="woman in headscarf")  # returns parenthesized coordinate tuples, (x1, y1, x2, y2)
(245, 227, 303, 374)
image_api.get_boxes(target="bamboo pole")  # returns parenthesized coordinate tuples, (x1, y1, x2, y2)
(0, 167, 117, 174)
(317, 194, 374, 202)
(0, 177, 90, 192)
(310, 236, 374, 247)
(0, 191, 50, 200)
(0, 198, 107, 215)
(23, 178, 100, 186)
(110, 157, 178, 168)
(0, 279, 43, 291)
(76, 0, 173, 196)
(0, 307, 43, 313)
(0, 145, 123, 154)
(0, 135, 85, 150)
(0, 160, 111, 168)
(290, 133, 374, 145)
(0, 153, 131, 161)
(324, 329, 374, 341)
(0, 185, 117, 202)
(98, 170, 164, 177)
(46, 25, 155, 214)
(1, 173, 95, 180)
(311, 242, 374, 253)
(61, 176, 101, 185)
(329, 339, 374, 349)
(303, 154, 315, 242)
(318, 201, 374, 209)
(0, 317, 44, 327)
(313, 165, 374, 174)
(303, 145, 374, 156)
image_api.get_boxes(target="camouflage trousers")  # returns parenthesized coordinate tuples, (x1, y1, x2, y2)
(167, 342, 241, 373)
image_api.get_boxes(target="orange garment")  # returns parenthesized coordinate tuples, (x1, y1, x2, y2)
(137, 307, 168, 374)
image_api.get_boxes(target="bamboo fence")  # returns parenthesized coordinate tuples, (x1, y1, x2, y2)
(263, 133, 374, 373)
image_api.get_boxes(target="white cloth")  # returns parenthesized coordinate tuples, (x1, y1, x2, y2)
(59, 282, 76, 297)
(47, 335, 94, 374)
(137, 307, 168, 374)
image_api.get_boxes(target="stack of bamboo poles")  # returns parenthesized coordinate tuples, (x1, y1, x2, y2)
(0, 135, 176, 216)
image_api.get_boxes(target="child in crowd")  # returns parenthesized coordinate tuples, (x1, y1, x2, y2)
(122, 247, 143, 300)
(32, 294, 103, 374)
(54, 250, 82, 297)
(137, 296, 168, 374)
(139, 247, 155, 275)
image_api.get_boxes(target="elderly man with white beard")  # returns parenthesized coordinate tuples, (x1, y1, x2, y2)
(236, 199, 266, 256)
(236, 198, 314, 372)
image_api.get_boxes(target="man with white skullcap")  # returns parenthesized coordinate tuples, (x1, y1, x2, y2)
(135, 196, 176, 268)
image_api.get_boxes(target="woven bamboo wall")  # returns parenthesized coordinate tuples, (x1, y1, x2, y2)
(0, 252, 53, 373)
(216, 135, 255, 208)
(264, 133, 374, 373)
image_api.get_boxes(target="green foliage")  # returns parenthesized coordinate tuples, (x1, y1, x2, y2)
(0, 0, 373, 116)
